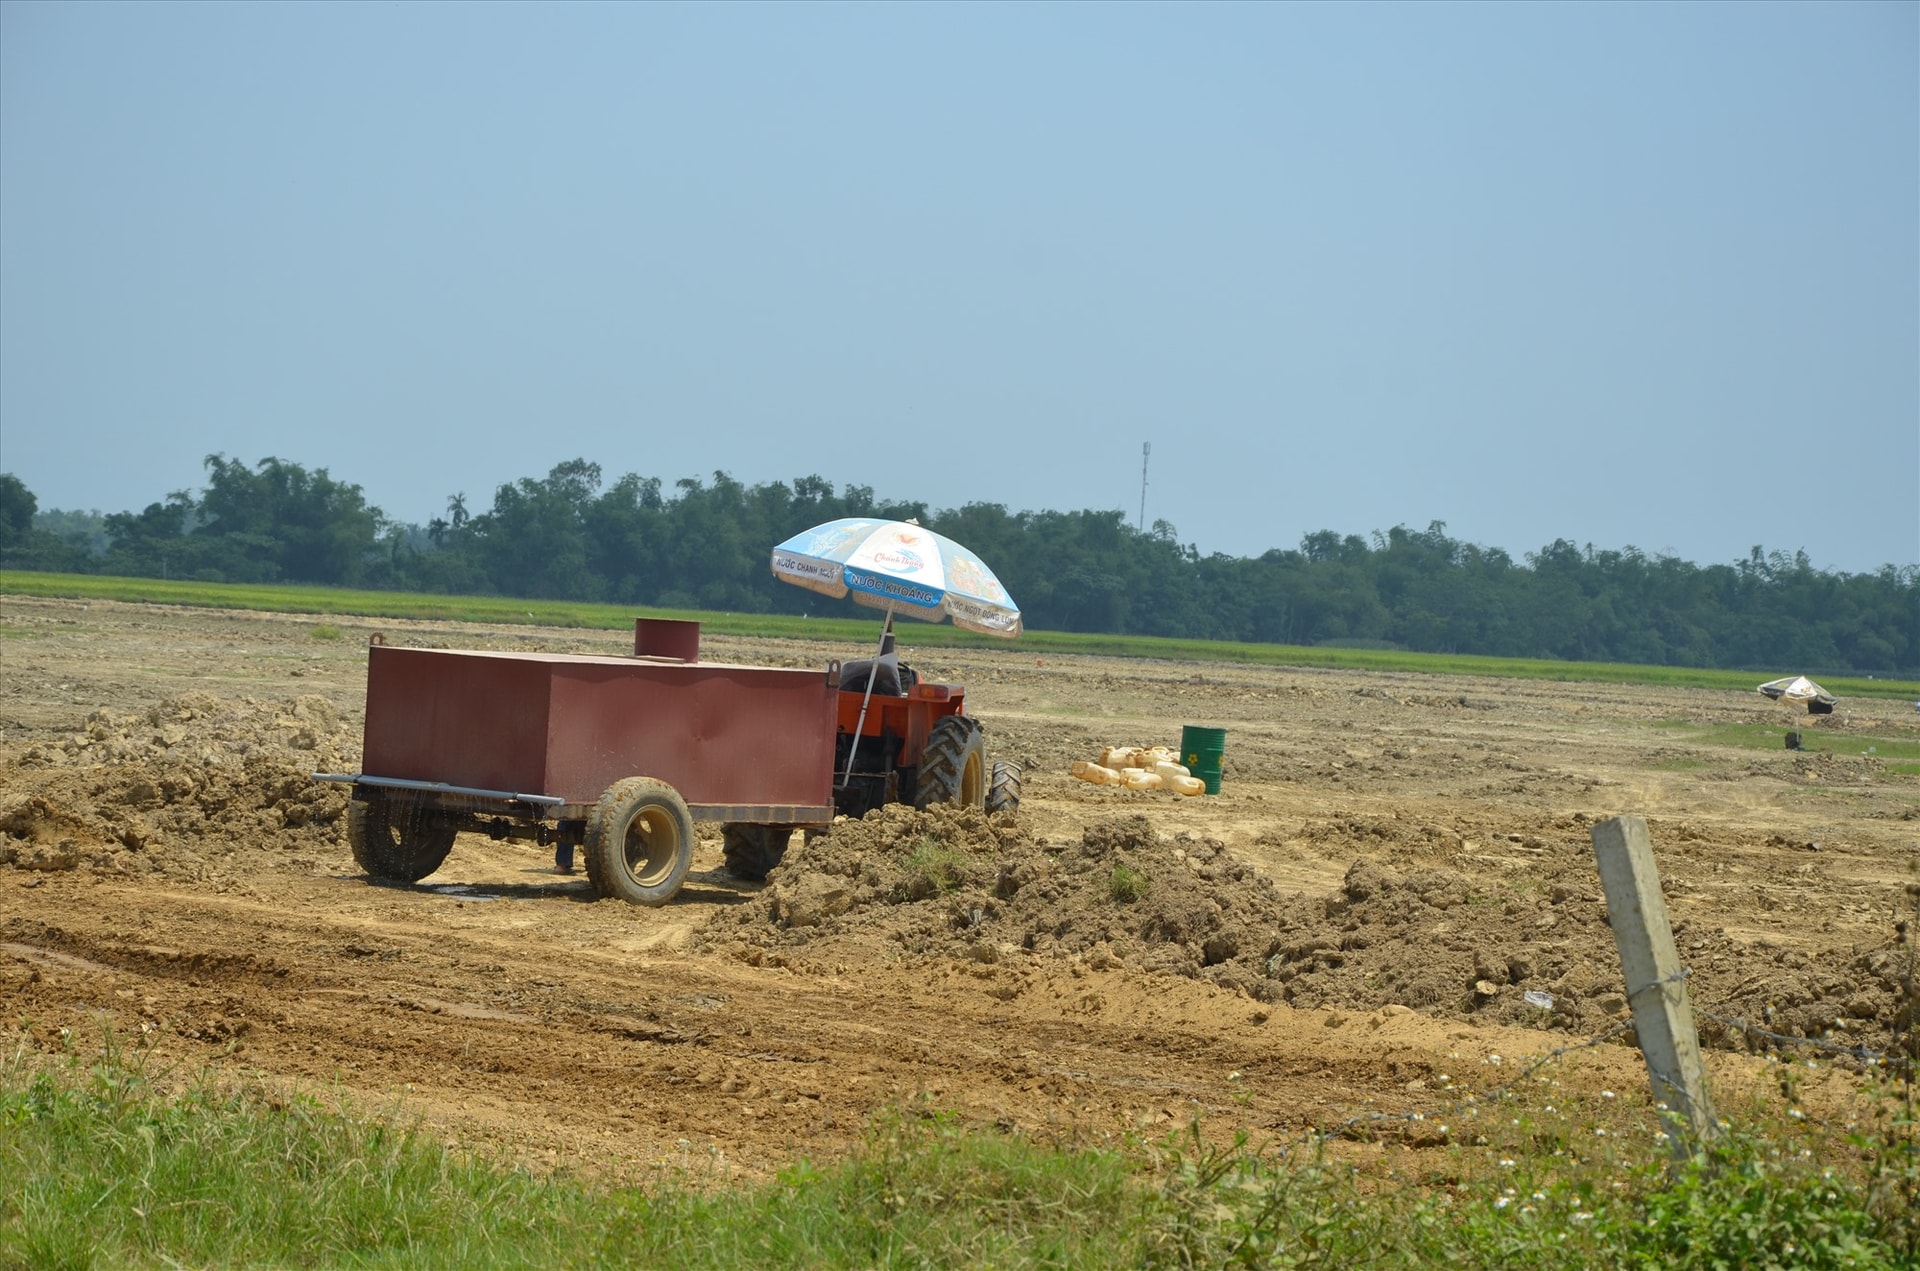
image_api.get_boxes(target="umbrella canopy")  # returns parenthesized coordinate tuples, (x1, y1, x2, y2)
(1758, 675, 1838, 708)
(771, 518, 1021, 637)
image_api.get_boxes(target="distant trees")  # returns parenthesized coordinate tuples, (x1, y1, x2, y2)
(101, 493, 196, 578)
(194, 455, 384, 585)
(1, 473, 95, 572)
(3, 460, 1914, 675)
(0, 474, 34, 549)
(77, 456, 388, 584)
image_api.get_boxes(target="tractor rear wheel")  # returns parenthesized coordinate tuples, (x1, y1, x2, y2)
(584, 777, 695, 907)
(916, 715, 986, 810)
(722, 824, 791, 882)
(986, 760, 1022, 815)
(348, 796, 457, 883)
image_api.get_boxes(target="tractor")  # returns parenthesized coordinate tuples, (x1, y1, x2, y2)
(316, 618, 1019, 906)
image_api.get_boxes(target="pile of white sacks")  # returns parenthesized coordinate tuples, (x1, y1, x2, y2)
(1069, 745, 1205, 796)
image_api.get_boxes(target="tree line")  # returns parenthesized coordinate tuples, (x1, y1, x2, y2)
(2, 457, 1913, 674)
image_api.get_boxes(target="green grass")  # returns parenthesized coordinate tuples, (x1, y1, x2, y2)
(3, 570, 1916, 700)
(1656, 720, 1920, 774)
(901, 837, 968, 900)
(4, 1034, 1913, 1269)
(1110, 863, 1150, 904)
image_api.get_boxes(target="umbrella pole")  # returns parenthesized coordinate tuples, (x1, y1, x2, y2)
(842, 606, 894, 788)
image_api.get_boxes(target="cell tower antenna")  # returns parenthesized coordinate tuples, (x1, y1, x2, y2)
(1139, 442, 1150, 532)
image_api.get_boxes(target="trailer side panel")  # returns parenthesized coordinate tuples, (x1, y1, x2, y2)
(360, 646, 837, 810)
(363, 647, 555, 795)
(545, 661, 836, 808)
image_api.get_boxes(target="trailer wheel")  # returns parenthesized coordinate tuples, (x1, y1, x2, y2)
(721, 824, 792, 882)
(584, 778, 694, 907)
(986, 760, 1022, 816)
(916, 715, 986, 810)
(348, 796, 457, 883)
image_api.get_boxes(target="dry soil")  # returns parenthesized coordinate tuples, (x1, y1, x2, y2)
(2, 596, 1915, 1179)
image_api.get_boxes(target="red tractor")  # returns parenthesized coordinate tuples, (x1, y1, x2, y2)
(317, 619, 1018, 906)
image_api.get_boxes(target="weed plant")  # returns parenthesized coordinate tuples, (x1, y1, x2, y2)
(901, 837, 967, 900)
(1110, 863, 1151, 904)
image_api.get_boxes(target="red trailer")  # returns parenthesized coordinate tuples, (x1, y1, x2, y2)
(317, 620, 1019, 906)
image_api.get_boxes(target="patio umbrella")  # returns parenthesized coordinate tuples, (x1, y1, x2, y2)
(771, 517, 1021, 636)
(1758, 675, 1838, 712)
(771, 517, 1020, 780)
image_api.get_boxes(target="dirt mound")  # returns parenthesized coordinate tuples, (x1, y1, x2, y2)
(1786, 750, 1887, 783)
(704, 808, 1911, 1061)
(0, 692, 357, 880)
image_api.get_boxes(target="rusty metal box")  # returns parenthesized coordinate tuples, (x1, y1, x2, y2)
(360, 646, 838, 819)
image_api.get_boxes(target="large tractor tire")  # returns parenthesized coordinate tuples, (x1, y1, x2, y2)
(722, 824, 792, 882)
(916, 715, 986, 810)
(986, 760, 1022, 816)
(348, 796, 457, 883)
(585, 777, 695, 907)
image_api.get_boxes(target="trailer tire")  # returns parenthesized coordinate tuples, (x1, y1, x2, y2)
(348, 796, 457, 883)
(916, 715, 986, 810)
(986, 760, 1022, 816)
(722, 824, 791, 882)
(584, 777, 694, 907)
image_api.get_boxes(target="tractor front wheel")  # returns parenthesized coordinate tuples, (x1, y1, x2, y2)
(585, 777, 695, 907)
(348, 796, 457, 883)
(916, 715, 986, 810)
(986, 760, 1022, 815)
(722, 824, 792, 882)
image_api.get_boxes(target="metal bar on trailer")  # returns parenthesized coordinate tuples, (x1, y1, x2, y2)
(311, 772, 567, 808)
(687, 803, 835, 826)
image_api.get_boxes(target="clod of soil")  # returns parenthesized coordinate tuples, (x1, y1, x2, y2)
(0, 692, 358, 880)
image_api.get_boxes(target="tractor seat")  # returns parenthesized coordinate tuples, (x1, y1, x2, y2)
(839, 653, 919, 696)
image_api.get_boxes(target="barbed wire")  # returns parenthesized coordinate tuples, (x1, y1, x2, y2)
(1626, 964, 1690, 1000)
(1630, 962, 1909, 1069)
(1317, 1016, 1638, 1144)
(1695, 1008, 1904, 1069)
(1295, 966, 1910, 1149)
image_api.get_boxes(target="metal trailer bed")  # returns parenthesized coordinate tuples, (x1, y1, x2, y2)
(320, 643, 840, 823)
(315, 621, 842, 903)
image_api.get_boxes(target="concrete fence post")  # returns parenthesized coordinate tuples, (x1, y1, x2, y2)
(1590, 814, 1718, 1156)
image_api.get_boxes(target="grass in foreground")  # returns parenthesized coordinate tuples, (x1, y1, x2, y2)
(3, 570, 1914, 700)
(3, 1032, 1913, 1269)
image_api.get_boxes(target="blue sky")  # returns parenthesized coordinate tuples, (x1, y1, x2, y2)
(2, 1, 1914, 574)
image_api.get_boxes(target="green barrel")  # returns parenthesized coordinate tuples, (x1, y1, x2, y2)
(1180, 725, 1227, 795)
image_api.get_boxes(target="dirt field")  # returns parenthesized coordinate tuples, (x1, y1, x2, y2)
(3, 596, 1916, 1179)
